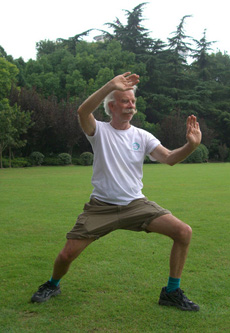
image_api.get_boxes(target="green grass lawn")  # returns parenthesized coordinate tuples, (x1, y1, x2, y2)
(0, 163, 230, 332)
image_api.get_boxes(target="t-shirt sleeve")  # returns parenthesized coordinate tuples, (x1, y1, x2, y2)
(85, 120, 100, 144)
(145, 131, 161, 161)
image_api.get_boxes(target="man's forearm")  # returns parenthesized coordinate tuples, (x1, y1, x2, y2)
(78, 81, 114, 116)
(166, 142, 199, 166)
(77, 81, 115, 136)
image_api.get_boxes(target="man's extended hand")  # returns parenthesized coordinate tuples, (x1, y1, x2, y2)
(111, 72, 140, 91)
(186, 115, 202, 147)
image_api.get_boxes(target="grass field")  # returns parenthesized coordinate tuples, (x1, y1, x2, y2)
(0, 163, 229, 332)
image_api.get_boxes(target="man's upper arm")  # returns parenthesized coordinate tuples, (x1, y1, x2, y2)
(150, 144, 171, 164)
(78, 113, 96, 136)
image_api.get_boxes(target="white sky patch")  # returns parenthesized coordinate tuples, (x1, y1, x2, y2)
(1, 0, 229, 61)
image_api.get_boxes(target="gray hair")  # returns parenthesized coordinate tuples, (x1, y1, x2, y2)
(103, 86, 137, 117)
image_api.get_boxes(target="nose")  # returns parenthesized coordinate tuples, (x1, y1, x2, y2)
(127, 100, 135, 108)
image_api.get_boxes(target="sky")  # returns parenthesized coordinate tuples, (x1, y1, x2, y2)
(1, 0, 229, 61)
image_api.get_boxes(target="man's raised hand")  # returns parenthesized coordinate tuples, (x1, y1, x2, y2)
(111, 72, 140, 91)
(186, 115, 202, 148)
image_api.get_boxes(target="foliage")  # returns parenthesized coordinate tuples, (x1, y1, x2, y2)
(30, 151, 44, 165)
(0, 102, 32, 168)
(58, 153, 72, 165)
(71, 156, 81, 165)
(0, 58, 33, 168)
(192, 29, 216, 81)
(1, 3, 230, 161)
(43, 156, 61, 166)
(218, 143, 229, 161)
(79, 152, 94, 165)
(2, 157, 32, 168)
(0, 57, 19, 99)
(104, 3, 153, 55)
(0, 102, 16, 167)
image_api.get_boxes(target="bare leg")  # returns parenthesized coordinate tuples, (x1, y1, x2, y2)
(146, 214, 192, 278)
(52, 238, 95, 280)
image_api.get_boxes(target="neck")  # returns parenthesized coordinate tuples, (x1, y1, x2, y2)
(110, 120, 131, 130)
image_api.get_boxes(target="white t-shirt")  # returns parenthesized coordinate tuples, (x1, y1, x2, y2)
(86, 120, 160, 205)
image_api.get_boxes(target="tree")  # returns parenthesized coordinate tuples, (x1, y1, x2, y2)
(0, 57, 19, 99)
(159, 111, 187, 149)
(0, 101, 32, 168)
(104, 3, 153, 55)
(166, 15, 193, 96)
(191, 37, 230, 148)
(7, 105, 33, 167)
(145, 16, 199, 123)
(36, 40, 57, 58)
(209, 52, 230, 85)
(66, 70, 87, 99)
(0, 45, 8, 58)
(4, 8, 230, 161)
(56, 30, 93, 56)
(56, 100, 82, 155)
(0, 101, 16, 168)
(167, 15, 193, 61)
(192, 29, 216, 81)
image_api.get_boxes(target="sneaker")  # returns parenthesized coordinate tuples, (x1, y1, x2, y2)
(159, 287, 200, 311)
(31, 281, 61, 303)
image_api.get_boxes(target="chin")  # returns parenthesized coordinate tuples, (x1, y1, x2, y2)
(124, 114, 133, 120)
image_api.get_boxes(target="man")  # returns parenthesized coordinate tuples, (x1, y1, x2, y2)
(31, 72, 201, 311)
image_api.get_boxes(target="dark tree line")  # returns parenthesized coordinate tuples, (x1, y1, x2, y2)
(1, 2, 230, 163)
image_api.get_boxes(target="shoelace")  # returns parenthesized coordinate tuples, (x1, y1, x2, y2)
(177, 289, 193, 303)
(38, 282, 51, 291)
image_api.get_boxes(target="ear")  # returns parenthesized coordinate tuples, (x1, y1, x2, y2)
(108, 101, 114, 113)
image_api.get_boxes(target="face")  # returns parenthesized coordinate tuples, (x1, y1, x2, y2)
(109, 90, 137, 124)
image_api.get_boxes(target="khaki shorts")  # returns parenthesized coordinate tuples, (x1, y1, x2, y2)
(66, 197, 171, 240)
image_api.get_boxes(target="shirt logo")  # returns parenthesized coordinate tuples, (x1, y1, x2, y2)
(132, 142, 140, 151)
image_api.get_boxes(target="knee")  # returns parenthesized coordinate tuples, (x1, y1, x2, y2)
(58, 249, 76, 264)
(175, 224, 192, 245)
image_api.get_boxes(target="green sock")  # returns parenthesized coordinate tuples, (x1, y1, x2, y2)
(49, 277, 61, 287)
(166, 277, 180, 293)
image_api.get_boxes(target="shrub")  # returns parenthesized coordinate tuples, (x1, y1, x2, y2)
(199, 144, 209, 161)
(11, 158, 32, 168)
(79, 152, 94, 166)
(30, 151, 44, 166)
(43, 156, 60, 166)
(72, 157, 80, 165)
(2, 157, 32, 168)
(185, 144, 209, 163)
(58, 153, 72, 165)
(209, 139, 220, 160)
(2, 158, 9, 168)
(218, 144, 229, 161)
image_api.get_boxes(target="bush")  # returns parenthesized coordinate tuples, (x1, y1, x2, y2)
(218, 144, 229, 161)
(58, 153, 72, 165)
(11, 158, 32, 168)
(79, 152, 94, 166)
(209, 139, 220, 160)
(30, 151, 44, 166)
(2, 158, 9, 168)
(185, 144, 209, 163)
(72, 157, 80, 165)
(43, 156, 60, 166)
(1, 157, 32, 168)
